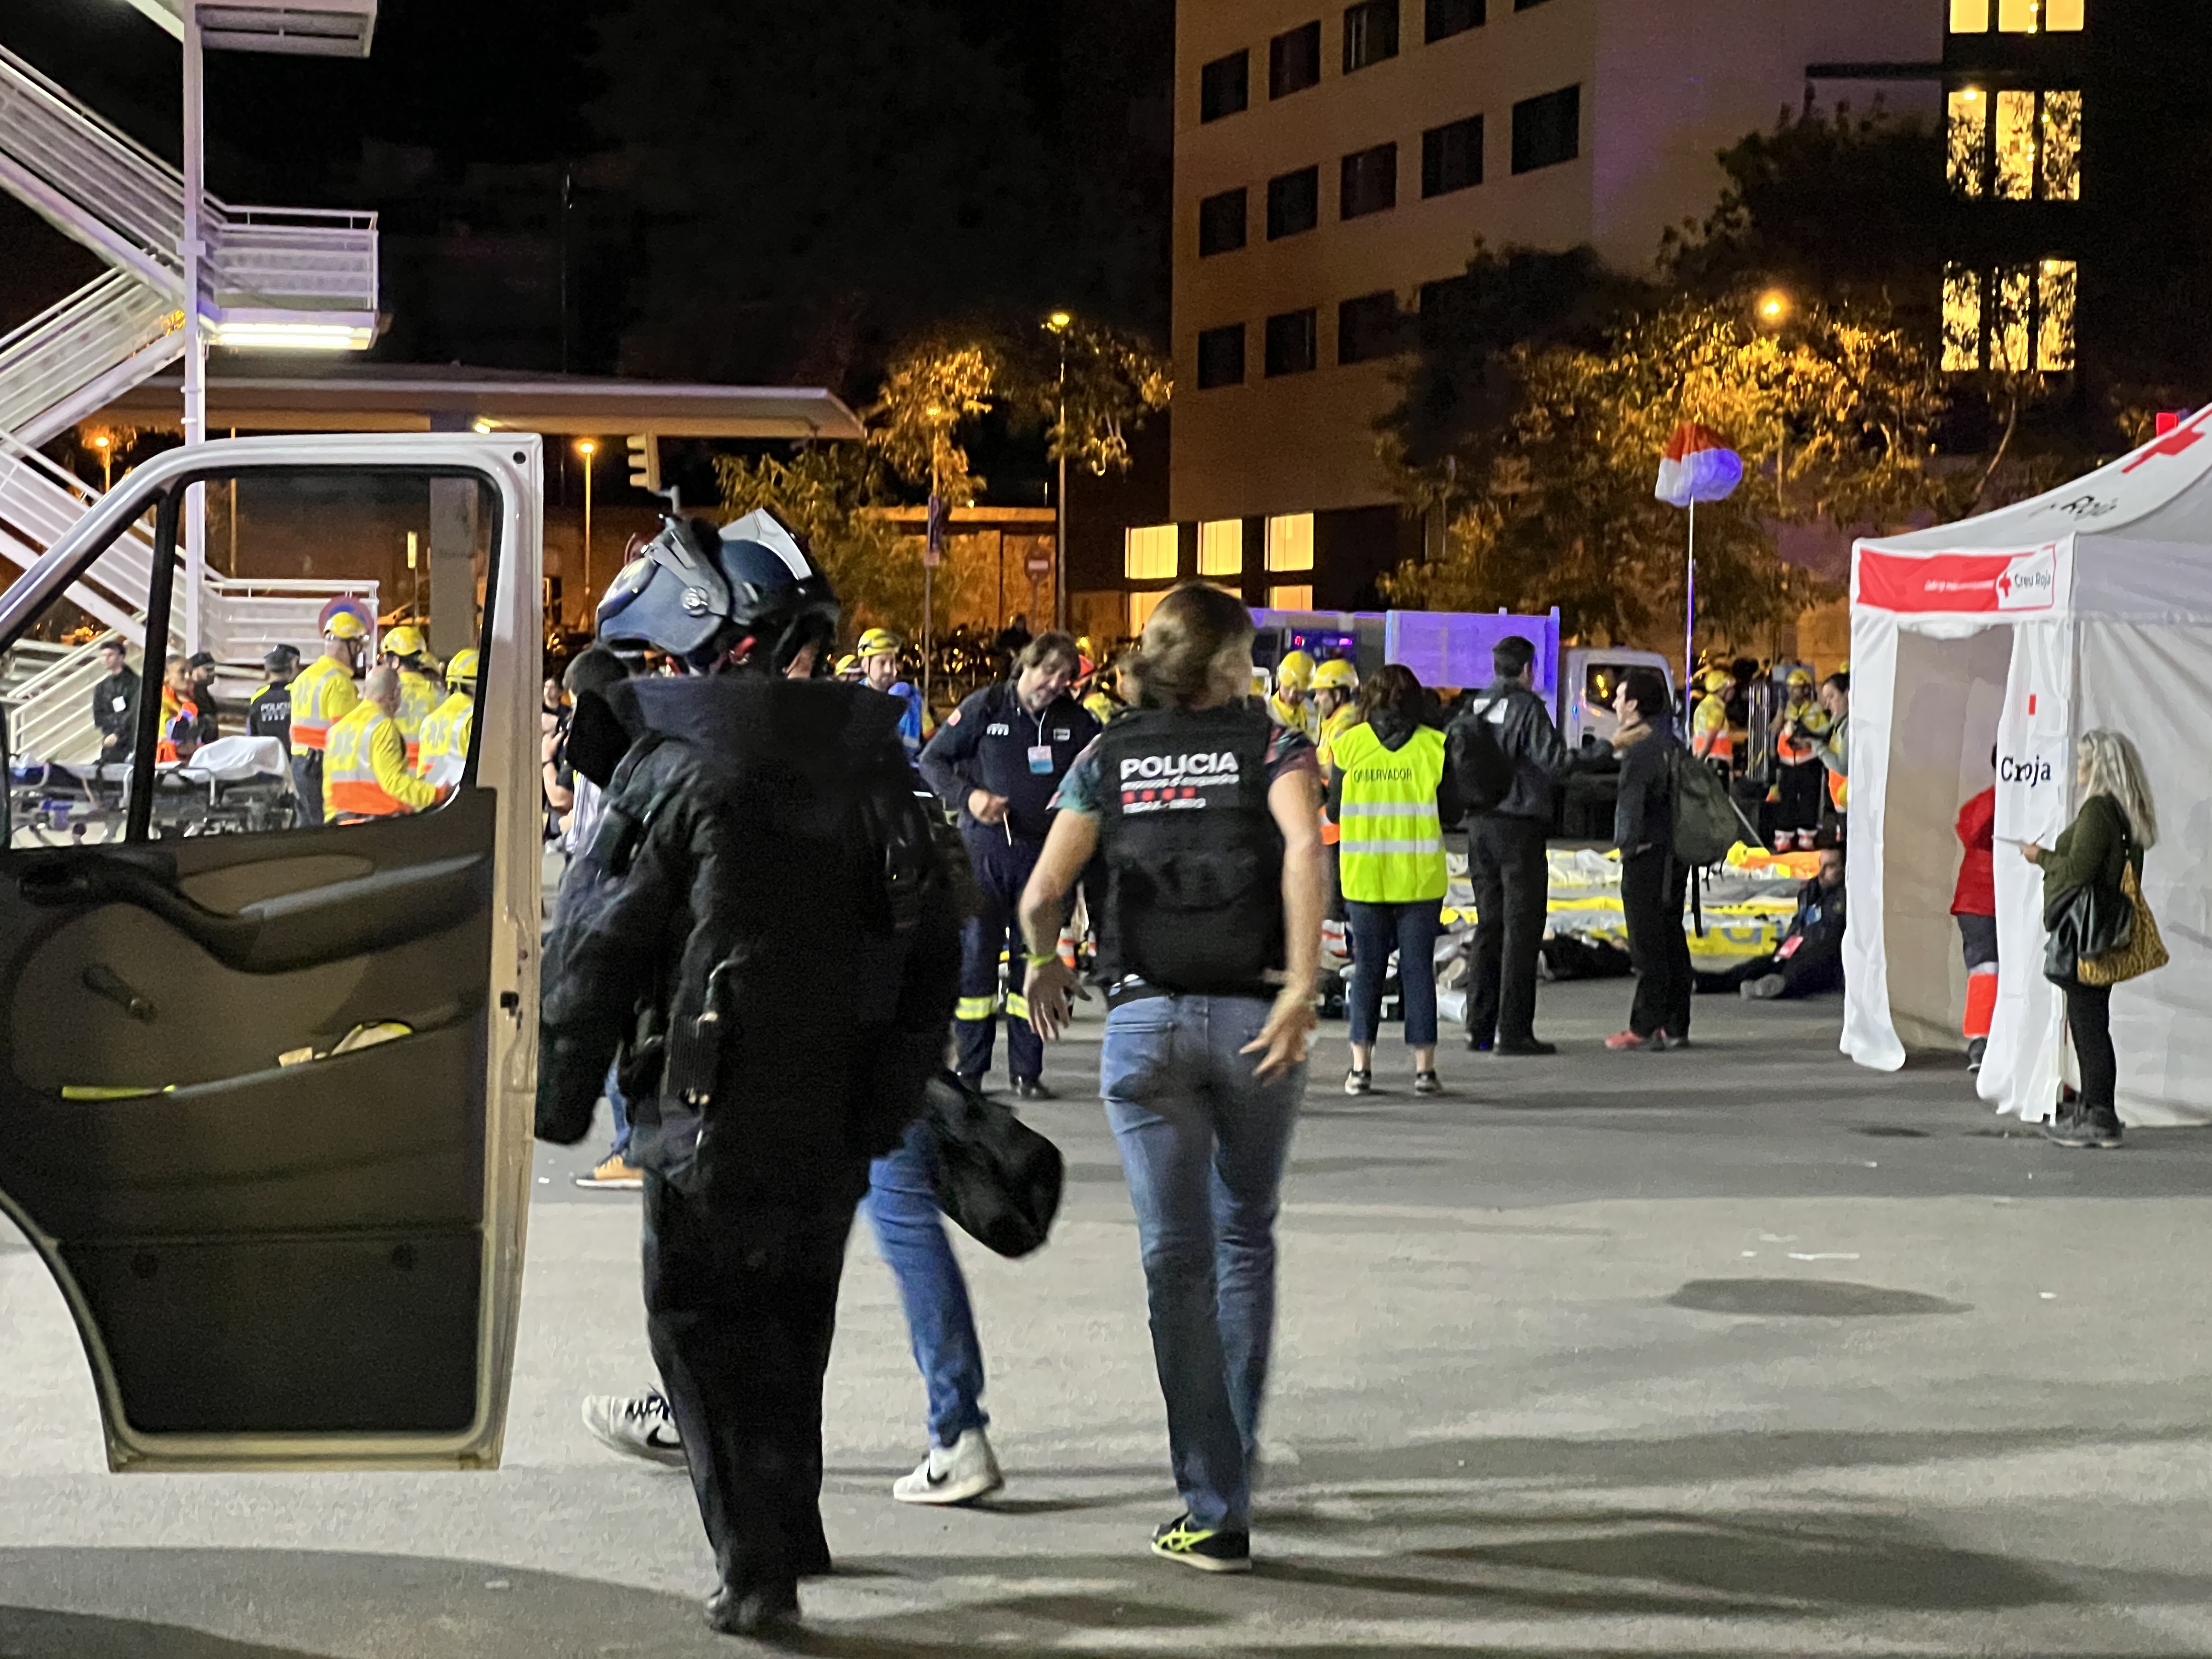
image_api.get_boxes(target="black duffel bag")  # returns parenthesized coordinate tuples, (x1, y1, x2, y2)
(924, 1070, 1064, 1258)
(2042, 876, 2135, 988)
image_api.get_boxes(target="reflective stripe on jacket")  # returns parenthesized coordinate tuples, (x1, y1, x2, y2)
(416, 690, 476, 776)
(396, 668, 441, 764)
(1691, 693, 1734, 763)
(324, 703, 441, 817)
(289, 656, 360, 752)
(1331, 720, 1448, 904)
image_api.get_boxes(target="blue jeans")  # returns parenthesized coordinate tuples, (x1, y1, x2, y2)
(605, 1060, 630, 1159)
(865, 1115, 988, 1447)
(1346, 898, 1443, 1048)
(1100, 994, 1305, 1533)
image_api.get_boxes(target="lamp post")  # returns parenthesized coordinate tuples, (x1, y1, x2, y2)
(91, 433, 112, 493)
(1044, 309, 1073, 631)
(574, 437, 597, 627)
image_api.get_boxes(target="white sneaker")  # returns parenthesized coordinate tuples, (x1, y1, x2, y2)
(581, 1388, 686, 1468)
(890, 1426, 1004, 1505)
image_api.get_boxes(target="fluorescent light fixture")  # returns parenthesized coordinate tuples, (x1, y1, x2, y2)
(207, 320, 374, 351)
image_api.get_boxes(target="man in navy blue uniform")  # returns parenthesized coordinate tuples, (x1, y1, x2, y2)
(919, 631, 1096, 1098)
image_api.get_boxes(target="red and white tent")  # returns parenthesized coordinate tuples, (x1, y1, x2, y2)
(1846, 410, 2212, 1124)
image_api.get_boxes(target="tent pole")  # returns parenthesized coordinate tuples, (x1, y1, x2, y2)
(1684, 499, 1697, 705)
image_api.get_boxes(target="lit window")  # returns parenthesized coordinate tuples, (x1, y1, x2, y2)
(2038, 259, 2078, 370)
(1994, 0, 2083, 28)
(1943, 265, 1982, 372)
(2041, 89, 2081, 200)
(1125, 524, 1178, 582)
(1128, 589, 1168, 633)
(1268, 585, 1315, 611)
(1947, 90, 1987, 198)
(1266, 513, 1315, 572)
(2045, 0, 2084, 26)
(1991, 267, 2033, 370)
(1994, 90, 2036, 199)
(1950, 0, 1989, 29)
(1198, 519, 1245, 576)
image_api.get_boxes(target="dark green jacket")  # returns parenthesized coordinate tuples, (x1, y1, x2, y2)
(2040, 792, 2143, 916)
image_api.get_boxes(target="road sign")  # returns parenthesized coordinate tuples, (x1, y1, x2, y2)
(1026, 553, 1051, 575)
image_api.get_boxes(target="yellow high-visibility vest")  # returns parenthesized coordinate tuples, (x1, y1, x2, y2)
(288, 655, 359, 752)
(325, 703, 441, 819)
(394, 668, 441, 765)
(1332, 720, 1447, 904)
(415, 689, 476, 777)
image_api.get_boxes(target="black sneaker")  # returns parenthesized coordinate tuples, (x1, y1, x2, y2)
(2044, 1108, 2122, 1149)
(1413, 1069, 1443, 1096)
(1966, 1037, 1987, 1073)
(706, 1581, 800, 1635)
(1012, 1077, 1056, 1102)
(1465, 1035, 1493, 1053)
(1150, 1514, 1252, 1573)
(1494, 1039, 1556, 1056)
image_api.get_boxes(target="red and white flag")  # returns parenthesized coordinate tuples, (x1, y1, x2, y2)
(1655, 421, 1743, 507)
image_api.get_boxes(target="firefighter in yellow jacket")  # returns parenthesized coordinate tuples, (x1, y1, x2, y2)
(1689, 668, 1734, 772)
(324, 666, 448, 821)
(380, 624, 443, 767)
(415, 647, 479, 778)
(1268, 649, 1319, 740)
(287, 610, 369, 827)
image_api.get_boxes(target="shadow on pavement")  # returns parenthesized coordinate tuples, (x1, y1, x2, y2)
(0, 1605, 330, 1658)
(1666, 1278, 1972, 1316)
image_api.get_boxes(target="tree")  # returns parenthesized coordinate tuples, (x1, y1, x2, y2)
(1026, 319, 1172, 478)
(867, 343, 997, 504)
(714, 443, 922, 637)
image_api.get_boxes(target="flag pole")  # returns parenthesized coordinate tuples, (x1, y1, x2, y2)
(1684, 498, 1696, 712)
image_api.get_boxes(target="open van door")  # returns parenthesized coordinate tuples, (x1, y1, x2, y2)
(0, 433, 541, 1470)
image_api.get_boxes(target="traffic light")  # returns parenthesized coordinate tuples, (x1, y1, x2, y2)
(625, 433, 661, 494)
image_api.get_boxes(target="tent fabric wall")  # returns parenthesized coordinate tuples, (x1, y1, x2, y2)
(1841, 606, 1904, 1071)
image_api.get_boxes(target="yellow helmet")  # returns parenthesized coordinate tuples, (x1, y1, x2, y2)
(1276, 650, 1315, 691)
(382, 624, 427, 658)
(1786, 666, 1814, 688)
(1702, 669, 1732, 694)
(1311, 658, 1358, 691)
(324, 610, 368, 642)
(856, 627, 903, 658)
(444, 647, 481, 686)
(836, 653, 860, 676)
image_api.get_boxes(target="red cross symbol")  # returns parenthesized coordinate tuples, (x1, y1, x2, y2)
(2123, 408, 2212, 472)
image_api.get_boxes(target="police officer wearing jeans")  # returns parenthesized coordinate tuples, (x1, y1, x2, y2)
(1451, 635, 1565, 1054)
(919, 633, 1097, 1098)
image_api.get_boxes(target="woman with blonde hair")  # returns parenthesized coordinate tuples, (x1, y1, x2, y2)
(2023, 727, 2158, 1149)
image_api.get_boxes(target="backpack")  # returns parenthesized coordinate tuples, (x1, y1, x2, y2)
(1449, 696, 1517, 812)
(1668, 746, 1753, 867)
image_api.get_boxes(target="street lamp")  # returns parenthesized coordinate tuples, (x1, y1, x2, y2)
(1043, 309, 1074, 631)
(575, 437, 598, 627)
(1755, 288, 1793, 328)
(90, 432, 112, 493)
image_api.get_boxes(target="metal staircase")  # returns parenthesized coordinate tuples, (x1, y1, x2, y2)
(0, 24, 381, 761)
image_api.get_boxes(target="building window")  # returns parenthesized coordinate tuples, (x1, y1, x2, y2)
(1128, 589, 1169, 634)
(1513, 0, 1554, 10)
(1340, 143, 1398, 219)
(1511, 84, 1580, 174)
(1271, 21, 1322, 98)
(1955, 0, 2085, 29)
(1343, 0, 1400, 72)
(1942, 259, 2077, 371)
(1124, 524, 1178, 582)
(1267, 166, 1321, 238)
(1268, 585, 1315, 611)
(1265, 309, 1319, 376)
(1425, 0, 1484, 42)
(1197, 323, 1246, 389)
(1338, 291, 1404, 364)
(1423, 113, 1483, 196)
(1198, 519, 1245, 576)
(1199, 188, 1249, 256)
(1266, 513, 1316, 572)
(1200, 49, 1250, 122)
(1948, 87, 2082, 201)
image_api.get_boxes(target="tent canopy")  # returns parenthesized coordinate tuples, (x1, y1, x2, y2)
(1844, 407, 2212, 1126)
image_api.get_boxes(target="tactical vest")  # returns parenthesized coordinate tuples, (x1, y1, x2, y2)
(1095, 704, 1283, 997)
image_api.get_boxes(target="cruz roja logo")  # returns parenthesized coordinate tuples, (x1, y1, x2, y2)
(1119, 749, 1240, 812)
(2000, 752, 2053, 786)
(1995, 545, 2057, 611)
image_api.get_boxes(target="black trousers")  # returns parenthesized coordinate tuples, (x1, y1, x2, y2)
(1465, 814, 1550, 1046)
(2066, 983, 2117, 1112)
(1620, 849, 1692, 1040)
(644, 1173, 861, 1594)
(1775, 761, 1823, 833)
(1694, 930, 1844, 997)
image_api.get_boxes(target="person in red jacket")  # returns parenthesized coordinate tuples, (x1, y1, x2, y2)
(1953, 764, 1998, 1072)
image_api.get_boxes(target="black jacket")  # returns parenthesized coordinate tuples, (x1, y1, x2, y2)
(536, 675, 963, 1208)
(1451, 678, 1565, 822)
(918, 681, 1098, 842)
(1613, 720, 1682, 855)
(90, 665, 139, 755)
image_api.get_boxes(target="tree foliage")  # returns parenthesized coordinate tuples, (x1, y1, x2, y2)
(1031, 319, 1173, 477)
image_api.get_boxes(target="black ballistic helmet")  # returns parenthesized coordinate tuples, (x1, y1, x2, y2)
(595, 509, 839, 673)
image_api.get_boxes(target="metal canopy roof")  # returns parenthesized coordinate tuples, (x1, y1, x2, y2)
(124, 0, 379, 57)
(104, 364, 866, 440)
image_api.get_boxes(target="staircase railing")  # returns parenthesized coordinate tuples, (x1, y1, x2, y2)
(0, 272, 183, 445)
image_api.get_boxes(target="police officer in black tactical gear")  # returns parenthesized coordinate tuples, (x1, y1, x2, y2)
(918, 632, 1097, 1098)
(536, 510, 962, 1639)
(246, 645, 301, 752)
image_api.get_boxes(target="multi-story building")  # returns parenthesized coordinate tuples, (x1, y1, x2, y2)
(1121, 0, 1939, 631)
(1938, 0, 2086, 375)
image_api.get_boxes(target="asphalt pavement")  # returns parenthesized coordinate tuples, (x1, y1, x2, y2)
(4, 979, 2212, 1657)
